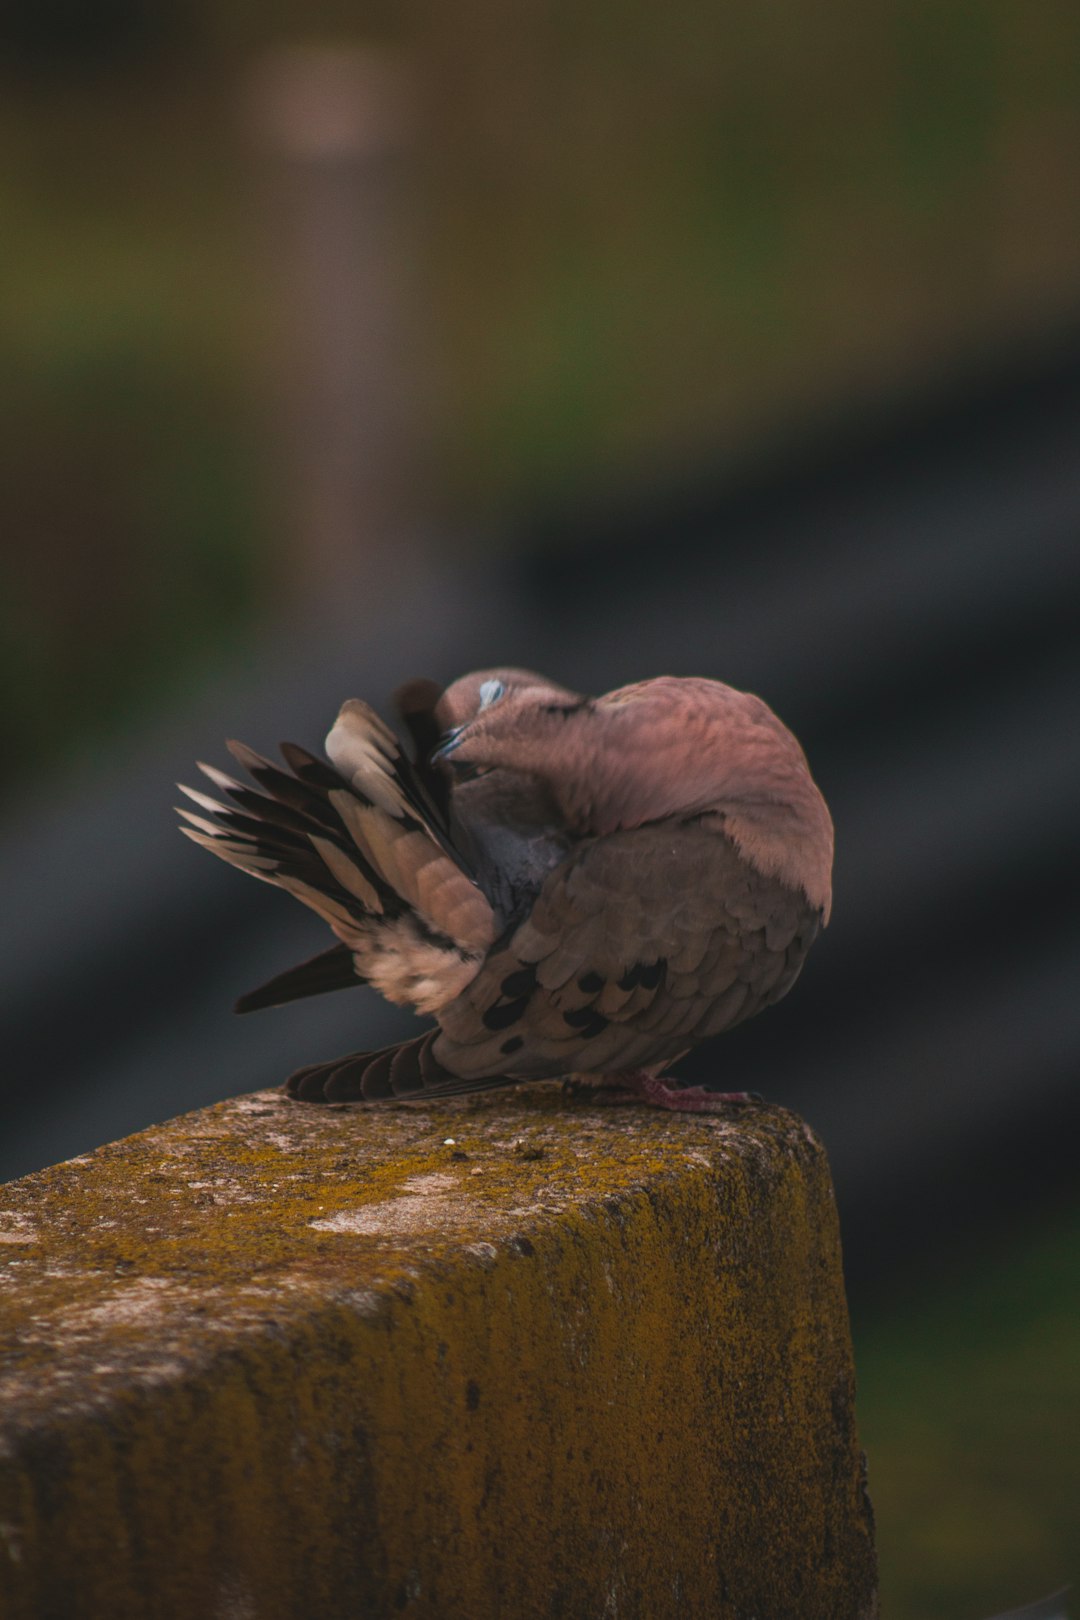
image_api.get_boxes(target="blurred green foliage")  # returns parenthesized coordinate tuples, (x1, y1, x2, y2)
(856, 1205, 1080, 1620)
(0, 73, 272, 792)
(1, 0, 1080, 791)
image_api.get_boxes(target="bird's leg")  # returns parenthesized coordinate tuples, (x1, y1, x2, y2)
(566, 1072, 761, 1112)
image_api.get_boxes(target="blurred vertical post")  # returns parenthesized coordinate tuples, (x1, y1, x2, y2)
(246, 46, 428, 611)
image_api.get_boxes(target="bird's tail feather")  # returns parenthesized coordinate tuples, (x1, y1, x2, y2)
(233, 942, 359, 1014)
(285, 1031, 517, 1104)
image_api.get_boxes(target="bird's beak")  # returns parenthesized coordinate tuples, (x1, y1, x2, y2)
(432, 726, 466, 761)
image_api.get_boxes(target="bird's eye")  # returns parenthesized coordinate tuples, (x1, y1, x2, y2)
(478, 679, 505, 710)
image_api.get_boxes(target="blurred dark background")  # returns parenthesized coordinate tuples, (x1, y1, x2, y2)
(1, 3, 1078, 1616)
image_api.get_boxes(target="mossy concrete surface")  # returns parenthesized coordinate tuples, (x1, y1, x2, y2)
(0, 1086, 877, 1620)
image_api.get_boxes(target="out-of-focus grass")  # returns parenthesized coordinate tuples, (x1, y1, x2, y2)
(854, 1204, 1080, 1620)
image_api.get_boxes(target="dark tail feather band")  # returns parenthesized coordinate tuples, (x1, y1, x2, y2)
(285, 1031, 519, 1104)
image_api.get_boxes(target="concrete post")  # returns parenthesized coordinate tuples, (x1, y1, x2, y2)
(0, 1086, 877, 1619)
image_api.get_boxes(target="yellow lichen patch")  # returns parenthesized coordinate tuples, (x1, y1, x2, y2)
(0, 1087, 877, 1620)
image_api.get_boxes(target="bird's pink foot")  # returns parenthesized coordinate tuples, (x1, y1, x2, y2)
(568, 1072, 761, 1112)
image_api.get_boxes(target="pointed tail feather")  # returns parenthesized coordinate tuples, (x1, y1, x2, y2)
(234, 943, 361, 1014)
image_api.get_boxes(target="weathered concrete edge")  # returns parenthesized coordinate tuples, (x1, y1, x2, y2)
(0, 1087, 878, 1620)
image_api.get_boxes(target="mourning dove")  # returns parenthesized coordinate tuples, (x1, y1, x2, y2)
(179, 669, 833, 1110)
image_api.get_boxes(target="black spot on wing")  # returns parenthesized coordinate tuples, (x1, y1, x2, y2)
(577, 971, 604, 994)
(562, 1008, 610, 1039)
(482, 996, 531, 1031)
(617, 958, 667, 992)
(500, 1035, 525, 1055)
(482, 964, 539, 1031)
(500, 965, 538, 998)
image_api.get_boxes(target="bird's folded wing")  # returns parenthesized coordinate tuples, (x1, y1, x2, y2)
(434, 817, 817, 1081)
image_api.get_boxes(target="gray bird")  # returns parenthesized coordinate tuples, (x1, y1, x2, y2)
(179, 669, 833, 1109)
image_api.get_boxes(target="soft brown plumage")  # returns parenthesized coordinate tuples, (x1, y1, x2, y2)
(179, 669, 833, 1110)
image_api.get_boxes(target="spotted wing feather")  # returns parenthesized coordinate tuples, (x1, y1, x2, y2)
(433, 817, 820, 1083)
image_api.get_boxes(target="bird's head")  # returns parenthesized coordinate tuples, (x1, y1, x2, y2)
(431, 668, 587, 778)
